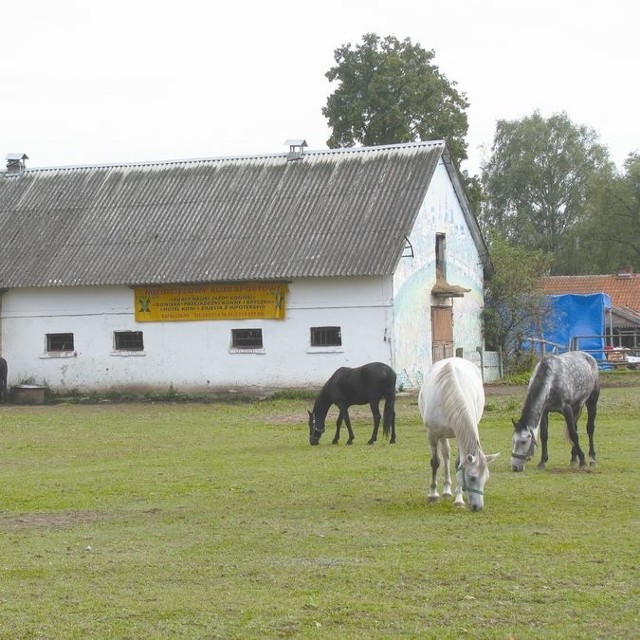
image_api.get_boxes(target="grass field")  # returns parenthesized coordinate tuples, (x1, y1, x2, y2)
(0, 374, 638, 639)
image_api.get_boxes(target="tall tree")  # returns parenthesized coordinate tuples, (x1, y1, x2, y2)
(482, 233, 552, 371)
(322, 33, 470, 164)
(480, 111, 611, 273)
(573, 153, 640, 273)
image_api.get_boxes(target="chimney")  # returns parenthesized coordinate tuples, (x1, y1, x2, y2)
(285, 139, 307, 162)
(5, 153, 28, 176)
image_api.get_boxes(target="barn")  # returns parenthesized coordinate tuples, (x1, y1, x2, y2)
(0, 141, 491, 395)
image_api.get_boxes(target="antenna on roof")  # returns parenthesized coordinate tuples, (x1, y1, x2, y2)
(285, 139, 307, 162)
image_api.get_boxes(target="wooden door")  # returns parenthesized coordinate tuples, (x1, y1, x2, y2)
(431, 306, 453, 362)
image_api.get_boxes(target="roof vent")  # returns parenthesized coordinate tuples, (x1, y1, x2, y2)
(5, 153, 28, 175)
(285, 139, 307, 162)
(617, 267, 633, 278)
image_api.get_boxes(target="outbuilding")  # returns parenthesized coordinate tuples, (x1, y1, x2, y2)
(0, 141, 491, 394)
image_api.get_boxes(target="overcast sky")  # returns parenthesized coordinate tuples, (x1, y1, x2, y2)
(3, 0, 638, 176)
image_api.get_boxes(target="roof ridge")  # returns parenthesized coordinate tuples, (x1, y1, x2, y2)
(2, 140, 447, 174)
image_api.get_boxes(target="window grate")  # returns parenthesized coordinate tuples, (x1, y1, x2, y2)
(310, 326, 342, 347)
(46, 333, 74, 352)
(114, 331, 144, 351)
(232, 328, 263, 349)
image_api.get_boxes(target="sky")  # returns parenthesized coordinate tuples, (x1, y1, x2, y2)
(2, 0, 638, 176)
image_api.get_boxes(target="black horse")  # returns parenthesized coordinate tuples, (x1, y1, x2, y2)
(511, 351, 600, 471)
(307, 362, 396, 446)
(0, 357, 7, 403)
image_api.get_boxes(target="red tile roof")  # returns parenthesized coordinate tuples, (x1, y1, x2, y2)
(538, 272, 640, 314)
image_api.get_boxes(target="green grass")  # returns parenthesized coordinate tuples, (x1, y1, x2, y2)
(0, 377, 638, 639)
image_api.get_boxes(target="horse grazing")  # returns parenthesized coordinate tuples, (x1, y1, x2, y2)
(0, 357, 7, 403)
(511, 351, 599, 472)
(418, 357, 499, 511)
(308, 362, 396, 446)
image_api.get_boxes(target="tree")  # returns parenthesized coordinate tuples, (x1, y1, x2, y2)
(322, 33, 470, 164)
(480, 111, 611, 273)
(573, 153, 640, 273)
(482, 233, 552, 372)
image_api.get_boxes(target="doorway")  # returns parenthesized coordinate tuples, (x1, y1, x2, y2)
(431, 306, 453, 362)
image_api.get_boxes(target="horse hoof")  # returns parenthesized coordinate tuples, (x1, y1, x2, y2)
(346, 441, 354, 446)
(589, 460, 597, 468)
(454, 501, 465, 508)
(390, 438, 396, 444)
(428, 495, 439, 503)
(332, 440, 339, 445)
(367, 439, 375, 445)
(442, 492, 453, 499)
(537, 463, 546, 470)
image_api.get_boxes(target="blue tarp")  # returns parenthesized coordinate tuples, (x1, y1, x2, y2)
(530, 293, 611, 362)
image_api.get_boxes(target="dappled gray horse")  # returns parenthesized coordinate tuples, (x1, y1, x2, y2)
(511, 351, 599, 471)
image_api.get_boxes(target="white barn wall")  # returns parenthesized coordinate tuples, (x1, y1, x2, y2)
(1, 277, 394, 393)
(392, 160, 485, 388)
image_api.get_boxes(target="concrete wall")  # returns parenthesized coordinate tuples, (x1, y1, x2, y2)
(0, 277, 394, 393)
(392, 160, 485, 389)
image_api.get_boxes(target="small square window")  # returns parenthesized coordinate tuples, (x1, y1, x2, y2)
(310, 326, 342, 347)
(46, 333, 74, 352)
(114, 331, 144, 351)
(232, 328, 263, 349)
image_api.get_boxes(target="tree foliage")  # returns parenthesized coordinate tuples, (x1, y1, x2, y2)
(322, 33, 470, 164)
(482, 233, 552, 371)
(480, 111, 611, 273)
(571, 153, 640, 273)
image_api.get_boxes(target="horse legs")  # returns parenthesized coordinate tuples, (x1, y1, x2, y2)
(339, 407, 356, 445)
(440, 439, 453, 499)
(332, 411, 344, 444)
(367, 400, 382, 445)
(537, 411, 550, 469)
(428, 436, 443, 502)
(383, 396, 396, 444)
(428, 438, 456, 504)
(452, 452, 465, 507)
(562, 404, 586, 468)
(585, 388, 599, 466)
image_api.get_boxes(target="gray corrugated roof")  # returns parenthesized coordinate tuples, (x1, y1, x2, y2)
(0, 141, 483, 288)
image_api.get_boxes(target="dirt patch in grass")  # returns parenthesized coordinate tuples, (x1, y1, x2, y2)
(0, 509, 111, 531)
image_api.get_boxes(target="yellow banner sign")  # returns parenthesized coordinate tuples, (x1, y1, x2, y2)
(134, 283, 287, 322)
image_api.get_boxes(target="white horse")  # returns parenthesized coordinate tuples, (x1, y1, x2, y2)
(418, 357, 499, 511)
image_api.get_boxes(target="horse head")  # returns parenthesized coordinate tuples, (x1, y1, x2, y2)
(307, 410, 325, 445)
(456, 452, 500, 511)
(510, 418, 537, 472)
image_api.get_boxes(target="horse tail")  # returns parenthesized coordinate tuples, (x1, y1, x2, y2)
(382, 395, 395, 439)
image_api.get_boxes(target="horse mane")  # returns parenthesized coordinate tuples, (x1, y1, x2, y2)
(516, 358, 553, 432)
(516, 352, 598, 433)
(312, 382, 333, 418)
(312, 366, 351, 419)
(432, 362, 483, 457)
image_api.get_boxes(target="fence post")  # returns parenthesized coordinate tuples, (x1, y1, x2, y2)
(476, 346, 484, 382)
